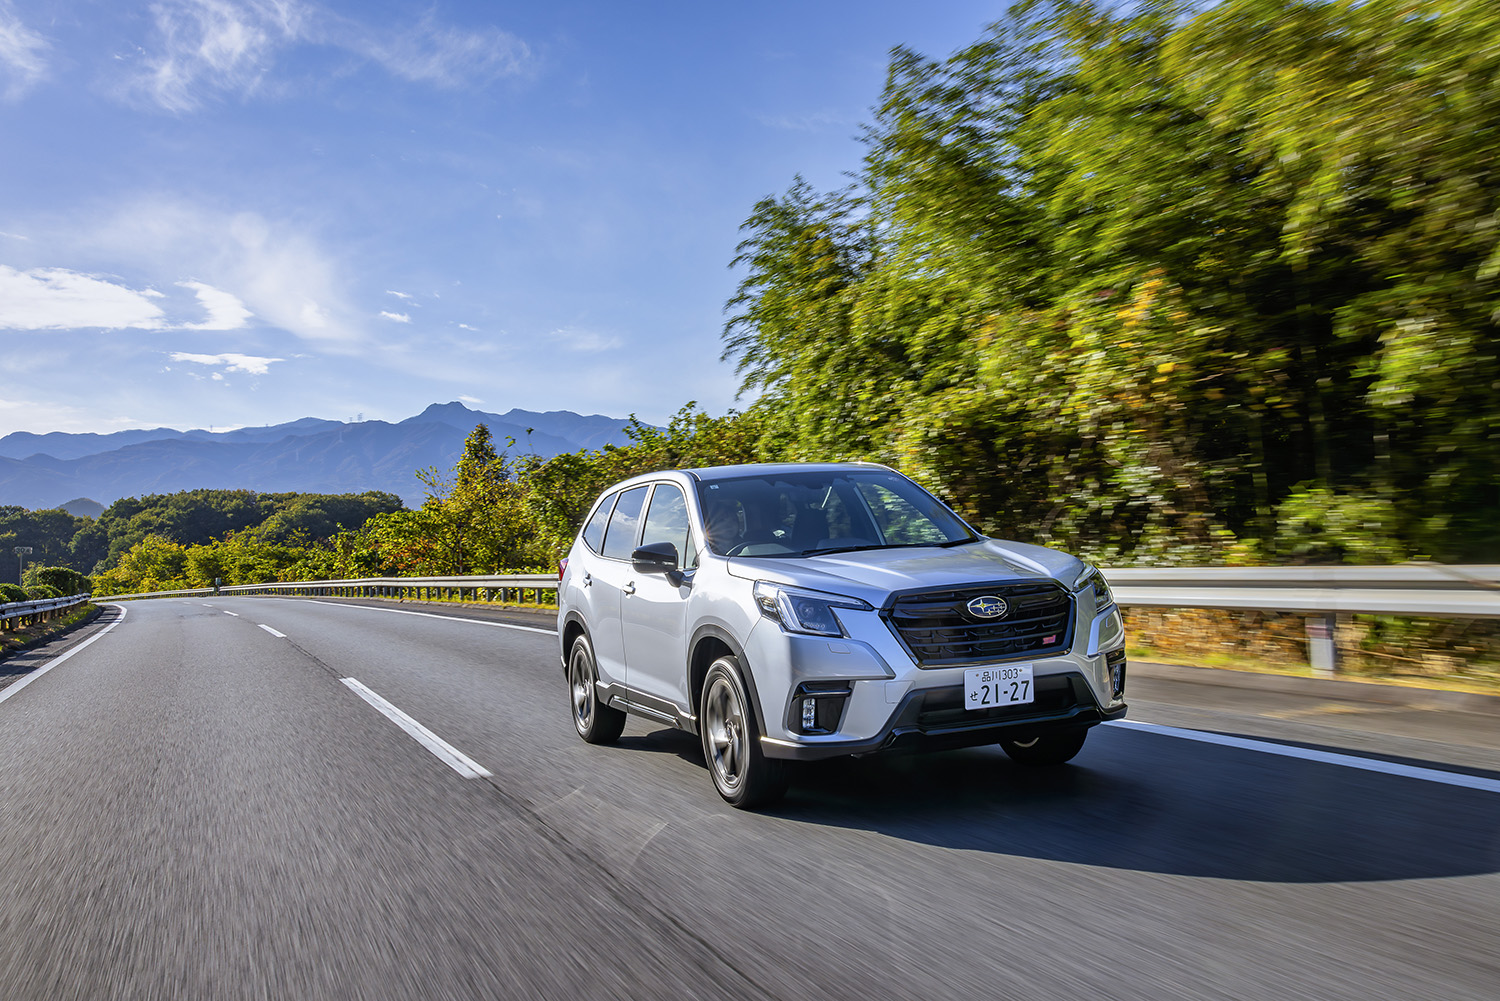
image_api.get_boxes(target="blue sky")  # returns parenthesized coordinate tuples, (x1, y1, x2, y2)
(0, 0, 1000, 436)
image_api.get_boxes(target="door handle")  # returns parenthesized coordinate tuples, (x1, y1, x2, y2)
(583, 572, 592, 587)
(622, 582, 636, 595)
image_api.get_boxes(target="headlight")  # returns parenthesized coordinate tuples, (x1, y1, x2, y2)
(753, 581, 871, 637)
(1073, 565, 1115, 609)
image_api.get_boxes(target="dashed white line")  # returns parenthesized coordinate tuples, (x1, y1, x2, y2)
(1106, 719, 1500, 795)
(0, 604, 128, 707)
(223, 611, 239, 617)
(258, 624, 286, 638)
(340, 677, 492, 779)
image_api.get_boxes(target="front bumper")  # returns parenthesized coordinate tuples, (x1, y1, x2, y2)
(759, 670, 1127, 761)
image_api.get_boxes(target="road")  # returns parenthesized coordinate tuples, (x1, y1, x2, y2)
(1, 597, 1496, 1000)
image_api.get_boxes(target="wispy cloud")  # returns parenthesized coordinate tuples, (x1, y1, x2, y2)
(754, 110, 844, 133)
(133, 0, 305, 112)
(550, 326, 620, 352)
(0, 266, 167, 330)
(360, 17, 531, 88)
(458, 394, 483, 405)
(179, 280, 253, 329)
(86, 198, 361, 344)
(379, 310, 410, 323)
(124, 1, 533, 112)
(0, 2, 48, 101)
(386, 289, 412, 300)
(169, 351, 283, 375)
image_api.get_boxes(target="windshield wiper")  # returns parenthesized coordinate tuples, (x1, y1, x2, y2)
(934, 536, 984, 548)
(794, 544, 892, 557)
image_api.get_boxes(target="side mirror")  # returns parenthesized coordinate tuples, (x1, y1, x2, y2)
(631, 541, 679, 574)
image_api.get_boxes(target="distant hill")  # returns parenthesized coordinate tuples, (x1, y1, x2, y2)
(0, 403, 641, 509)
(59, 497, 105, 518)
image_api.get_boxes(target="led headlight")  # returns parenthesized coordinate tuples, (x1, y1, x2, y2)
(753, 581, 871, 637)
(1072, 564, 1115, 609)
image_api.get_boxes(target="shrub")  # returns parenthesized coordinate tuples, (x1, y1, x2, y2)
(23, 584, 61, 600)
(23, 565, 90, 596)
(0, 583, 29, 603)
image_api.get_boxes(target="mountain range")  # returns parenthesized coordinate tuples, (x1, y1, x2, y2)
(0, 402, 641, 511)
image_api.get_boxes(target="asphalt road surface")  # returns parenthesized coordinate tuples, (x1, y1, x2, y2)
(1, 597, 1496, 1000)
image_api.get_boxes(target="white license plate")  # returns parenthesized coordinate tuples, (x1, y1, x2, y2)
(965, 664, 1034, 709)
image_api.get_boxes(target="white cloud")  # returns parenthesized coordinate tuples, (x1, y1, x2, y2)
(550, 326, 621, 352)
(458, 394, 483, 405)
(179, 280, 253, 329)
(169, 351, 283, 375)
(85, 199, 361, 344)
(457, 323, 477, 331)
(124, 1, 533, 112)
(754, 111, 844, 133)
(133, 0, 305, 112)
(0, 3, 48, 101)
(386, 289, 412, 300)
(0, 266, 167, 330)
(380, 310, 410, 323)
(361, 17, 531, 88)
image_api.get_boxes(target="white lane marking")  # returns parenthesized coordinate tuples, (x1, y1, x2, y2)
(300, 599, 556, 635)
(0, 604, 129, 708)
(223, 611, 239, 617)
(258, 624, 286, 638)
(340, 677, 492, 779)
(1106, 719, 1500, 796)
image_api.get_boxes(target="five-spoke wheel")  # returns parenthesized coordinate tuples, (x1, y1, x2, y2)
(700, 655, 787, 808)
(568, 634, 626, 744)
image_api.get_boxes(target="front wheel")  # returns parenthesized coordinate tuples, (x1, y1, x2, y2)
(568, 634, 626, 744)
(999, 727, 1088, 765)
(700, 656, 788, 808)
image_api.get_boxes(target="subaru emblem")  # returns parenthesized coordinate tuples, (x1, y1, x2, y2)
(966, 595, 1008, 619)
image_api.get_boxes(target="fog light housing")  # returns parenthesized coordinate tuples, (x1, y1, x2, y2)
(1106, 648, 1127, 698)
(789, 682, 852, 735)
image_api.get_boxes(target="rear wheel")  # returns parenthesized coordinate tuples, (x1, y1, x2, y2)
(568, 634, 626, 744)
(700, 656, 788, 808)
(999, 727, 1088, 765)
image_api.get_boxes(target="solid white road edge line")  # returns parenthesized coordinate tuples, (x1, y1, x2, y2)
(340, 677, 493, 779)
(299, 599, 555, 635)
(0, 603, 129, 708)
(258, 624, 286, 638)
(1105, 719, 1500, 795)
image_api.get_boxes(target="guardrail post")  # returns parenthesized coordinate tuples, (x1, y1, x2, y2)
(1306, 613, 1337, 677)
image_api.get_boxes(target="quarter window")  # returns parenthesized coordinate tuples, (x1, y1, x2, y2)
(601, 485, 648, 560)
(581, 493, 616, 553)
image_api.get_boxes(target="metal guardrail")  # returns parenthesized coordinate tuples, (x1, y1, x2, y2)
(0, 592, 93, 630)
(103, 565, 1500, 675)
(106, 575, 558, 605)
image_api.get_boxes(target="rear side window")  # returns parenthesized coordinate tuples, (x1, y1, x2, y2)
(580, 493, 616, 553)
(601, 485, 648, 560)
(640, 483, 697, 570)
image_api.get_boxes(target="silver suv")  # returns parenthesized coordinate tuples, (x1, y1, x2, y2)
(557, 462, 1127, 808)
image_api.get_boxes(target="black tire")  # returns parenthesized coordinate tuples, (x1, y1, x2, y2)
(699, 656, 788, 808)
(999, 727, 1088, 765)
(568, 634, 626, 744)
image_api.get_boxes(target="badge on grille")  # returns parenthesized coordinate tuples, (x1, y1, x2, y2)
(965, 595, 1008, 619)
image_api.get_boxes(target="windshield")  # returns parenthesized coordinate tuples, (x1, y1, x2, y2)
(696, 469, 978, 558)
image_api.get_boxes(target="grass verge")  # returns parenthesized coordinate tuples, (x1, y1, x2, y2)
(0, 603, 102, 661)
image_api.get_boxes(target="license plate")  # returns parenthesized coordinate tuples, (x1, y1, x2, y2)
(965, 664, 1034, 709)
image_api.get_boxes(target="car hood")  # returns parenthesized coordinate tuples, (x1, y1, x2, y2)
(724, 538, 1086, 604)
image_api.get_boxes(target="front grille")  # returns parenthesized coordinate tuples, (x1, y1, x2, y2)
(885, 581, 1074, 667)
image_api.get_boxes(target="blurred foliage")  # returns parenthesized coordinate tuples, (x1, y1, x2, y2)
(723, 0, 1500, 564)
(22, 565, 91, 596)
